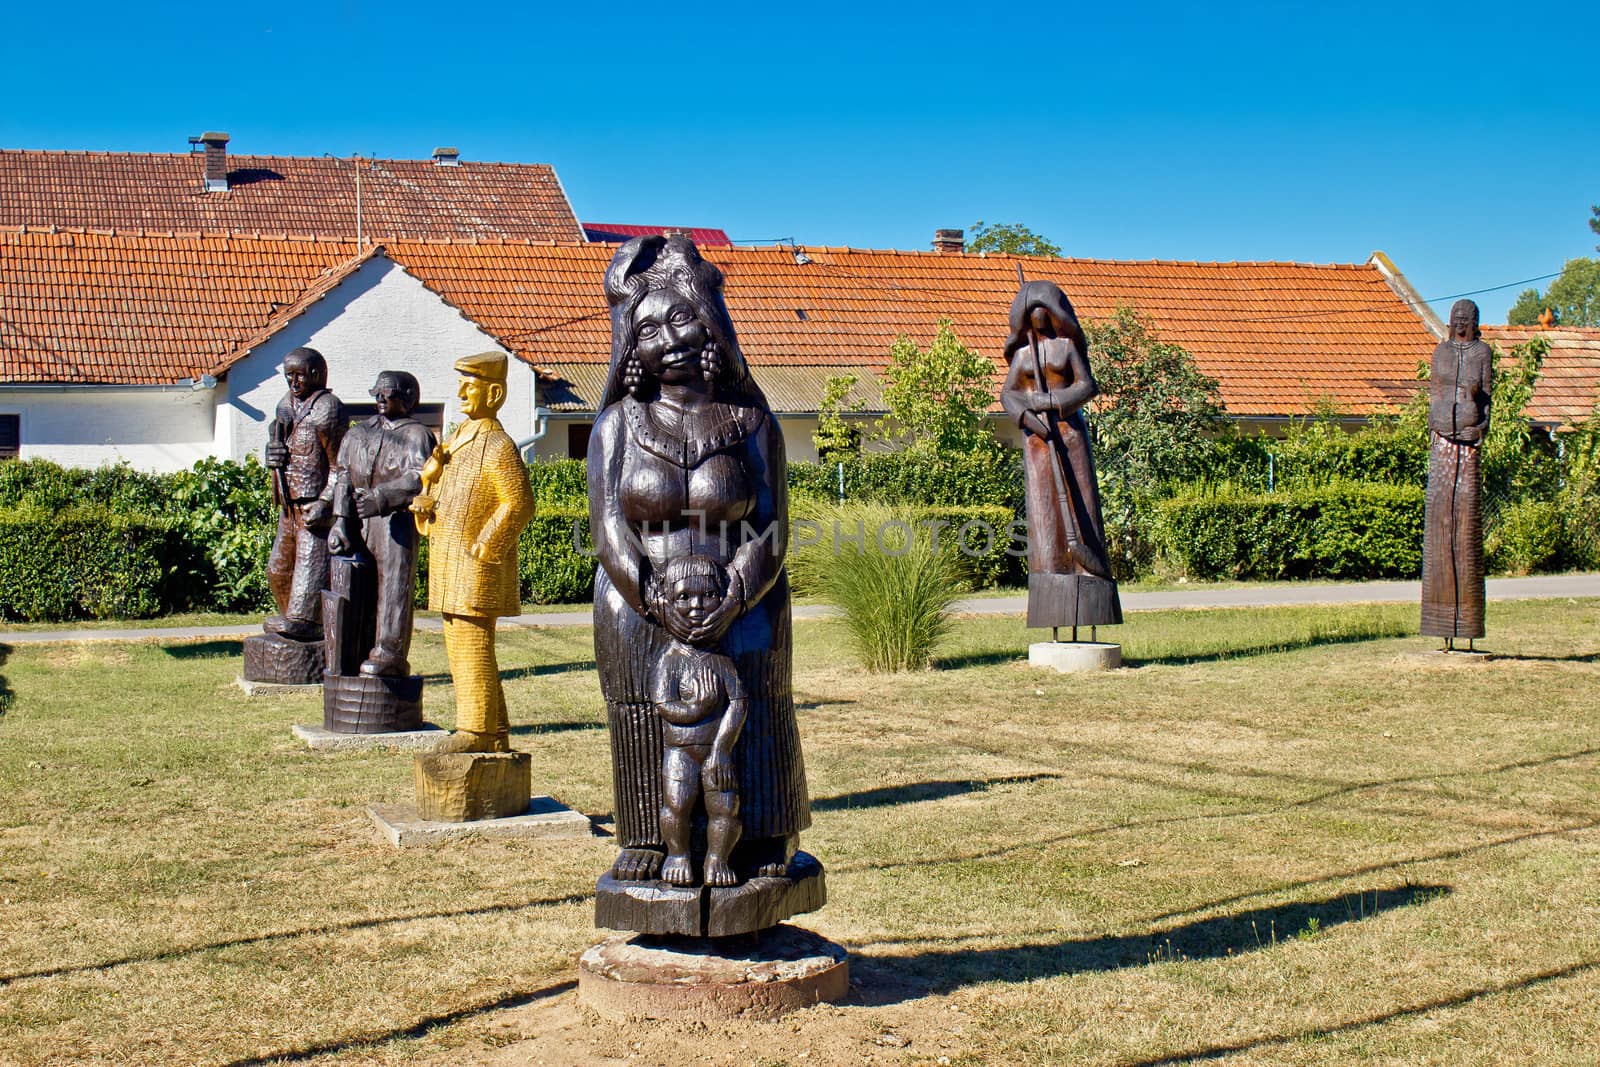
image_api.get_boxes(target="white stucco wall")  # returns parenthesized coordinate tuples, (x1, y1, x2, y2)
(219, 256, 534, 462)
(0, 387, 217, 472)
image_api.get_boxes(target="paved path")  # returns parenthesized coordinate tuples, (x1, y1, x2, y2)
(3, 573, 1597, 645)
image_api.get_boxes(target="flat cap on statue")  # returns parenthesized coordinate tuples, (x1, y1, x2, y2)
(454, 351, 508, 382)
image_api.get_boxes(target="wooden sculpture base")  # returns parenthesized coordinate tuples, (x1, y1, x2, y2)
(324, 673, 424, 733)
(578, 923, 848, 1021)
(242, 632, 324, 685)
(413, 751, 531, 822)
(1027, 572, 1122, 629)
(596, 851, 826, 938)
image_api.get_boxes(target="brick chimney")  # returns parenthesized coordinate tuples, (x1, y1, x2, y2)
(932, 228, 964, 254)
(199, 132, 229, 192)
(432, 146, 461, 167)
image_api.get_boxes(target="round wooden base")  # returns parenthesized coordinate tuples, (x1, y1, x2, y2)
(577, 924, 848, 1021)
(323, 673, 423, 733)
(242, 632, 324, 685)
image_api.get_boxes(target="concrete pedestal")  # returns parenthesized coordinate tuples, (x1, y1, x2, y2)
(292, 723, 444, 751)
(367, 796, 593, 847)
(1028, 641, 1121, 673)
(577, 924, 848, 1021)
(1407, 648, 1495, 664)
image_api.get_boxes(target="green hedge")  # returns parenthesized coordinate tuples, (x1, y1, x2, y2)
(1157, 483, 1424, 580)
(0, 507, 194, 621)
(790, 448, 1024, 512)
(787, 503, 1022, 596)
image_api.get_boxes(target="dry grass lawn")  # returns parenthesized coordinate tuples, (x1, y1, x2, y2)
(1, 598, 1597, 1065)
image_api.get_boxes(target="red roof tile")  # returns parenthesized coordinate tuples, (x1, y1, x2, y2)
(1, 231, 1440, 418)
(0, 150, 582, 242)
(1482, 325, 1600, 427)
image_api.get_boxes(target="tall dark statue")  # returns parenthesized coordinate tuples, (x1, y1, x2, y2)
(324, 371, 436, 677)
(264, 346, 347, 640)
(317, 371, 436, 733)
(1000, 278, 1121, 636)
(588, 235, 820, 938)
(1422, 299, 1492, 648)
(243, 347, 346, 685)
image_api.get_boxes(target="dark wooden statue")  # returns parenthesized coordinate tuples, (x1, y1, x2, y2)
(1000, 277, 1121, 638)
(1422, 299, 1492, 649)
(588, 235, 822, 938)
(243, 346, 346, 684)
(319, 371, 436, 731)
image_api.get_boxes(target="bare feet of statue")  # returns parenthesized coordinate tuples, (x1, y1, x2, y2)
(611, 847, 665, 882)
(661, 853, 694, 885)
(755, 860, 790, 878)
(703, 854, 738, 886)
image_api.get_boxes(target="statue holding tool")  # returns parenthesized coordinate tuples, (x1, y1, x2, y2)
(1000, 275, 1122, 668)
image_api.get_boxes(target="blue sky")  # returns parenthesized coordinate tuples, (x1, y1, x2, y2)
(4, 1, 1595, 321)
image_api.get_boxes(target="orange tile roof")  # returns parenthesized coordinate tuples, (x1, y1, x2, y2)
(0, 228, 360, 384)
(386, 242, 1437, 418)
(1, 232, 1440, 419)
(1482, 325, 1600, 427)
(0, 150, 582, 242)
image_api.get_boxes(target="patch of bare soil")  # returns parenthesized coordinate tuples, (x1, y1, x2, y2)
(425, 979, 975, 1067)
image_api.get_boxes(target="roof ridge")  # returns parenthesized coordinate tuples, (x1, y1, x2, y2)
(0, 147, 559, 169)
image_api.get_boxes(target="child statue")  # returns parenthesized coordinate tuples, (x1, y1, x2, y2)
(647, 555, 748, 888)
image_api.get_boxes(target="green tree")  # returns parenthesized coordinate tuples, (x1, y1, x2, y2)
(875, 319, 999, 454)
(812, 373, 865, 461)
(1082, 306, 1228, 517)
(1506, 257, 1600, 327)
(967, 221, 1061, 257)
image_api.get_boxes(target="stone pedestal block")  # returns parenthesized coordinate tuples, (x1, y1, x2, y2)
(1028, 640, 1121, 673)
(595, 851, 826, 938)
(413, 751, 531, 823)
(578, 924, 848, 1021)
(323, 673, 424, 734)
(242, 632, 324, 685)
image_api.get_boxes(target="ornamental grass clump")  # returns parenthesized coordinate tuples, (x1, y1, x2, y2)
(816, 503, 961, 672)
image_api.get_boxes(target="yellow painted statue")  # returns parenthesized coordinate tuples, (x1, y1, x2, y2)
(411, 351, 535, 753)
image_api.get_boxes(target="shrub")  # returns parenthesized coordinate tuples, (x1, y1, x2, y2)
(787, 502, 1020, 597)
(528, 460, 589, 510)
(519, 510, 595, 604)
(1157, 483, 1424, 580)
(0, 507, 192, 621)
(1486, 499, 1563, 576)
(812, 503, 961, 672)
(789, 449, 1023, 512)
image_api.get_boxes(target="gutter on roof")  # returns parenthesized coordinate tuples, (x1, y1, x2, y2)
(1369, 251, 1445, 339)
(0, 380, 218, 392)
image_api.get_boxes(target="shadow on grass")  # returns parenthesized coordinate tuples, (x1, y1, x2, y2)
(1493, 651, 1600, 664)
(220, 979, 577, 1066)
(419, 659, 597, 685)
(852, 883, 1450, 1005)
(834, 747, 1600, 878)
(1125, 621, 1411, 667)
(510, 720, 604, 737)
(1121, 956, 1600, 1066)
(163, 639, 244, 660)
(0, 891, 592, 987)
(814, 773, 1062, 813)
(931, 649, 1019, 670)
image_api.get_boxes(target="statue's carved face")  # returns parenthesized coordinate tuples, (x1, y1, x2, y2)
(634, 289, 709, 385)
(283, 354, 324, 400)
(1450, 303, 1477, 340)
(457, 374, 504, 420)
(669, 571, 723, 629)
(371, 380, 413, 419)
